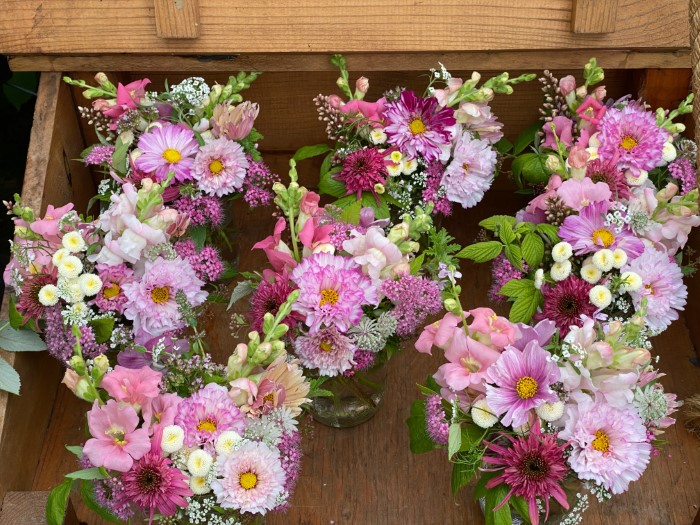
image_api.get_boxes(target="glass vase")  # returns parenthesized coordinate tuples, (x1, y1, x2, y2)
(308, 359, 388, 428)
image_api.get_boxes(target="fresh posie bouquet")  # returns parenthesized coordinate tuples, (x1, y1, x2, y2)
(458, 59, 699, 336)
(310, 55, 534, 221)
(408, 285, 679, 525)
(48, 294, 311, 525)
(235, 160, 453, 427)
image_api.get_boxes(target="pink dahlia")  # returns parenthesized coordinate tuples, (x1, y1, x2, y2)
(384, 90, 456, 162)
(212, 440, 287, 514)
(294, 326, 356, 376)
(337, 148, 388, 198)
(83, 400, 151, 472)
(175, 383, 246, 452)
(585, 158, 632, 200)
(441, 131, 497, 209)
(101, 366, 162, 411)
(121, 428, 192, 523)
(94, 263, 134, 314)
(622, 246, 687, 332)
(597, 103, 668, 178)
(290, 252, 377, 333)
(540, 276, 596, 336)
(192, 137, 248, 197)
(122, 256, 207, 344)
(483, 421, 569, 525)
(484, 341, 560, 428)
(558, 201, 644, 258)
(559, 395, 651, 494)
(135, 124, 199, 182)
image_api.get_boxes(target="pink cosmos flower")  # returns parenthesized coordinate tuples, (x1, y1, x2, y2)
(135, 124, 199, 182)
(556, 177, 612, 211)
(192, 137, 248, 197)
(83, 400, 151, 472)
(342, 226, 406, 285)
(541, 116, 574, 149)
(436, 329, 502, 393)
(101, 366, 162, 411)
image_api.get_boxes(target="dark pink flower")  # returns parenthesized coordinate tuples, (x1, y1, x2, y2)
(103, 78, 151, 121)
(337, 148, 388, 199)
(340, 98, 387, 126)
(540, 276, 597, 335)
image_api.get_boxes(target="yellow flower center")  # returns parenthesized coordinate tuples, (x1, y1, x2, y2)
(591, 228, 615, 248)
(263, 392, 276, 403)
(320, 340, 333, 352)
(196, 418, 217, 433)
(645, 284, 655, 295)
(462, 163, 470, 172)
(591, 429, 610, 453)
(515, 376, 538, 400)
(106, 427, 126, 446)
(151, 286, 170, 304)
(409, 118, 426, 135)
(209, 159, 225, 174)
(103, 283, 120, 299)
(239, 471, 258, 490)
(162, 148, 182, 164)
(460, 356, 481, 373)
(620, 135, 638, 151)
(319, 288, 339, 306)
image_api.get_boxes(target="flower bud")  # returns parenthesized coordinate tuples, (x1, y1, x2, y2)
(69, 355, 87, 376)
(575, 86, 588, 99)
(444, 298, 460, 315)
(355, 76, 369, 96)
(374, 183, 385, 194)
(559, 75, 576, 96)
(545, 155, 561, 172)
(221, 84, 233, 100)
(210, 84, 223, 104)
(387, 222, 410, 244)
(74, 379, 95, 402)
(250, 342, 273, 366)
(93, 354, 109, 376)
(592, 85, 607, 101)
(336, 76, 349, 91)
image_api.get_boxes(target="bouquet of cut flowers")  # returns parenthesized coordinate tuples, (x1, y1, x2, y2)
(310, 55, 534, 221)
(47, 294, 310, 525)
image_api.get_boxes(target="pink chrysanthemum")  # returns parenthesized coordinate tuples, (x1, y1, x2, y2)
(175, 383, 246, 452)
(381, 275, 442, 337)
(121, 428, 192, 524)
(16, 273, 56, 319)
(84, 145, 115, 166)
(585, 158, 632, 200)
(421, 161, 452, 216)
(337, 148, 387, 198)
(174, 239, 225, 282)
(559, 395, 651, 494)
(95, 263, 134, 314)
(212, 440, 287, 514)
(484, 341, 560, 428)
(248, 276, 299, 334)
(122, 256, 207, 344)
(622, 246, 687, 332)
(483, 421, 569, 525)
(558, 201, 645, 258)
(290, 252, 377, 333)
(172, 194, 225, 227)
(425, 395, 449, 446)
(597, 103, 668, 177)
(668, 157, 698, 195)
(135, 124, 199, 182)
(294, 326, 356, 376)
(192, 137, 248, 197)
(384, 90, 456, 162)
(441, 131, 497, 209)
(540, 276, 596, 336)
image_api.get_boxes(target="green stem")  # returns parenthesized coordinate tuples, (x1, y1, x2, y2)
(287, 206, 301, 262)
(337, 375, 377, 409)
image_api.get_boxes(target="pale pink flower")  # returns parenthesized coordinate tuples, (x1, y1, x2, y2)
(101, 366, 162, 411)
(468, 307, 519, 349)
(556, 177, 612, 211)
(342, 226, 406, 284)
(437, 330, 502, 393)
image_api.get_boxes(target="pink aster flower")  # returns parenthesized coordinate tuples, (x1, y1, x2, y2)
(556, 177, 612, 211)
(483, 421, 569, 525)
(290, 252, 377, 333)
(175, 383, 246, 452)
(540, 276, 597, 336)
(294, 326, 356, 376)
(83, 400, 151, 472)
(122, 256, 207, 344)
(441, 131, 497, 209)
(212, 440, 287, 514)
(101, 366, 162, 411)
(559, 395, 651, 494)
(384, 90, 456, 162)
(558, 201, 645, 258)
(541, 115, 574, 149)
(192, 137, 248, 197)
(121, 427, 192, 524)
(622, 246, 687, 332)
(484, 341, 561, 428)
(135, 124, 199, 182)
(436, 330, 502, 393)
(94, 263, 134, 314)
(337, 148, 388, 198)
(597, 103, 669, 177)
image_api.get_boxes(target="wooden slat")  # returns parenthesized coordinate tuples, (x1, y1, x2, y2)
(0, 0, 689, 55)
(571, 0, 619, 33)
(153, 0, 201, 39)
(0, 491, 79, 525)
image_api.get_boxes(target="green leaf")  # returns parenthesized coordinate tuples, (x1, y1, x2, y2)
(46, 479, 74, 525)
(65, 467, 107, 481)
(503, 244, 523, 270)
(406, 400, 437, 454)
(111, 136, 129, 175)
(79, 480, 120, 523)
(536, 223, 561, 244)
(478, 215, 516, 232)
(360, 192, 390, 220)
(416, 382, 439, 396)
(521, 232, 544, 268)
(513, 120, 542, 155)
(498, 279, 535, 298)
(498, 221, 516, 244)
(0, 356, 21, 395)
(339, 199, 363, 224)
(509, 289, 543, 324)
(8, 296, 26, 330)
(448, 422, 462, 459)
(509, 496, 532, 524)
(460, 424, 487, 452)
(455, 241, 503, 263)
(485, 483, 513, 525)
(410, 253, 425, 275)
(189, 225, 208, 251)
(292, 143, 332, 162)
(88, 317, 115, 344)
(473, 470, 499, 501)
(451, 458, 477, 494)
(227, 280, 256, 310)
(521, 154, 549, 185)
(318, 166, 345, 198)
(494, 137, 513, 154)
(0, 323, 47, 352)
(319, 152, 334, 177)
(65, 445, 83, 458)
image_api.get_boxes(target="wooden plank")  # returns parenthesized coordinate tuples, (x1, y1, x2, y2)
(571, 0, 619, 33)
(0, 0, 689, 55)
(0, 491, 80, 525)
(7, 49, 693, 73)
(153, 0, 201, 39)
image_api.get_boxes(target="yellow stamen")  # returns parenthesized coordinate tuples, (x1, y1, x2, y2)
(105, 427, 127, 446)
(320, 341, 333, 353)
(591, 228, 615, 248)
(209, 159, 224, 174)
(591, 430, 610, 453)
(409, 118, 426, 135)
(462, 163, 470, 172)
(263, 392, 275, 403)
(460, 356, 481, 373)
(319, 288, 339, 306)
(515, 376, 538, 400)
(620, 135, 638, 151)
(151, 286, 170, 304)
(196, 418, 217, 433)
(103, 283, 120, 299)
(162, 148, 182, 163)
(239, 471, 258, 490)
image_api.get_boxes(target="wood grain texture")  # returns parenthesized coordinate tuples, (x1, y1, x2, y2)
(8, 50, 693, 73)
(0, 491, 80, 525)
(153, 0, 201, 39)
(571, 0, 619, 33)
(0, 0, 689, 55)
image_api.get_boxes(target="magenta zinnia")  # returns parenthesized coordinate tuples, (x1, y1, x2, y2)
(384, 90, 456, 162)
(540, 276, 596, 335)
(337, 148, 388, 198)
(135, 123, 199, 182)
(483, 421, 569, 525)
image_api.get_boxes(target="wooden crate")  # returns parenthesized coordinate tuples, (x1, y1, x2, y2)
(1, 1, 700, 523)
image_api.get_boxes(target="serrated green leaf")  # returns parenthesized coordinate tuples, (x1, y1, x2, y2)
(0, 356, 21, 395)
(494, 137, 513, 154)
(503, 244, 523, 270)
(498, 279, 535, 298)
(455, 241, 503, 263)
(88, 317, 115, 344)
(65, 467, 107, 481)
(478, 215, 516, 232)
(485, 483, 513, 525)
(521, 154, 549, 185)
(292, 143, 332, 162)
(498, 221, 516, 244)
(536, 223, 561, 244)
(448, 422, 462, 459)
(522, 233, 544, 268)
(451, 458, 477, 494)
(79, 480, 120, 523)
(46, 479, 74, 525)
(0, 323, 47, 351)
(473, 470, 498, 501)
(406, 400, 437, 453)
(509, 290, 543, 324)
(410, 253, 425, 275)
(339, 199, 362, 224)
